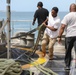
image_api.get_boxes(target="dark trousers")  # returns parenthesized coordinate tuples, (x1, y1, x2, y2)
(65, 37, 76, 67)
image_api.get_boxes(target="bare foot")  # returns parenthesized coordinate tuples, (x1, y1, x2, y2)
(39, 52, 46, 58)
(36, 50, 46, 58)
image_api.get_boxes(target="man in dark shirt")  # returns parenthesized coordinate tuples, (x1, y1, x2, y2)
(32, 1, 49, 26)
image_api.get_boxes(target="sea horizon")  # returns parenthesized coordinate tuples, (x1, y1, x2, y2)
(0, 11, 68, 37)
(0, 11, 68, 20)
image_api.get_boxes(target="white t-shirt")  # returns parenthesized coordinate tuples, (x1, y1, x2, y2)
(61, 12, 76, 37)
(45, 12, 60, 38)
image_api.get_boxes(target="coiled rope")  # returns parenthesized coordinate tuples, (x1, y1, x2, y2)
(16, 52, 58, 75)
(0, 59, 22, 75)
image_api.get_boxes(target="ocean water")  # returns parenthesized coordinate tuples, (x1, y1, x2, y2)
(0, 12, 34, 20)
(0, 11, 68, 20)
(15, 12, 68, 20)
(0, 11, 68, 37)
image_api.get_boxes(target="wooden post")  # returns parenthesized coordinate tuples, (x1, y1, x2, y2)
(7, 0, 11, 59)
(7, 0, 10, 4)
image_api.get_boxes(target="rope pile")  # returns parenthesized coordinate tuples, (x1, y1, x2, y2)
(20, 53, 58, 75)
(0, 59, 22, 75)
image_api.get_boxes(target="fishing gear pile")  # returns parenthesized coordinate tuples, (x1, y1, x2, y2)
(0, 59, 22, 75)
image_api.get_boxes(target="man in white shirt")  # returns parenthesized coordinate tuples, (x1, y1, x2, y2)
(58, 3, 76, 70)
(41, 7, 60, 60)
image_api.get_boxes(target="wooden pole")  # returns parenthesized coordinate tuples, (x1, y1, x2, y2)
(7, 0, 11, 59)
(7, 0, 10, 4)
